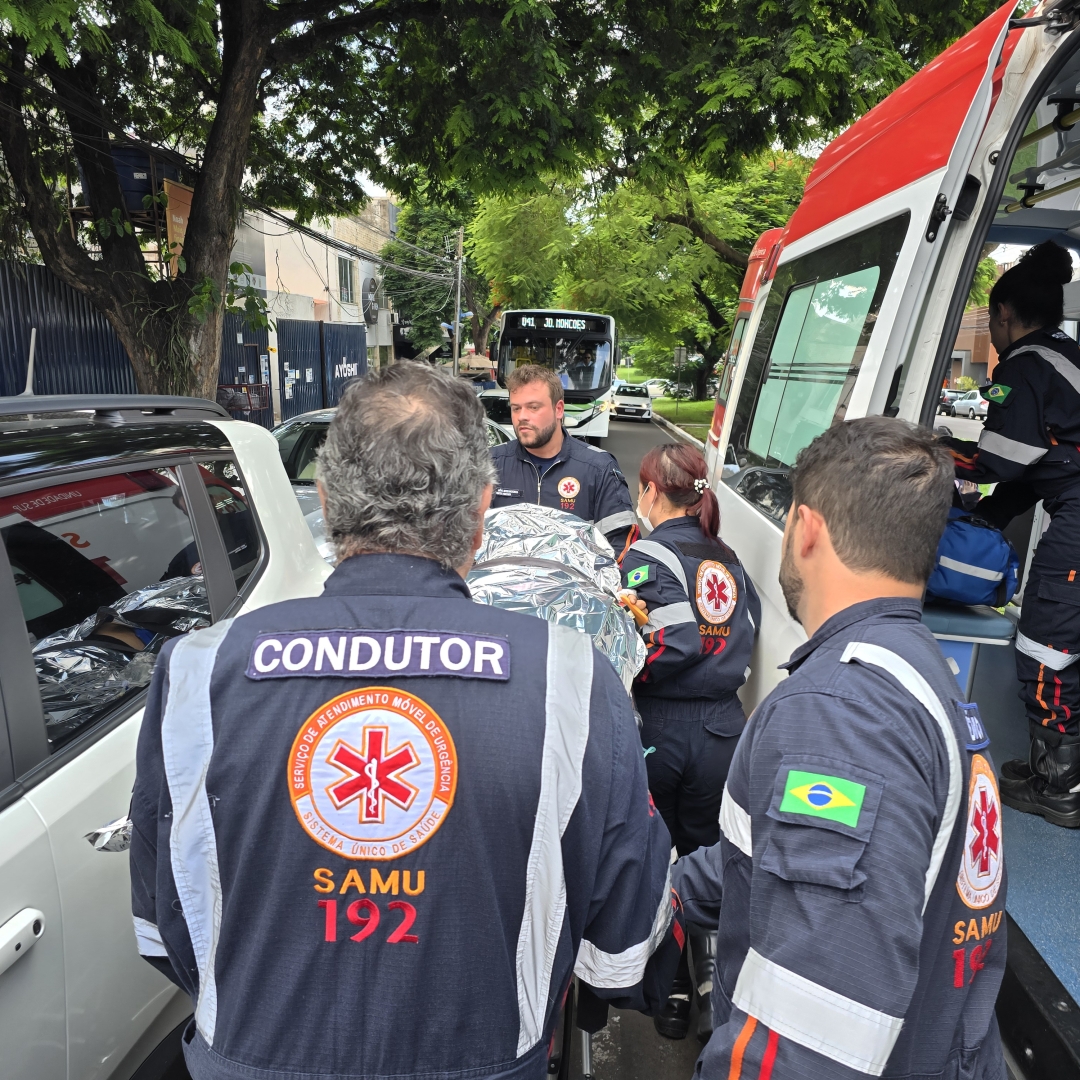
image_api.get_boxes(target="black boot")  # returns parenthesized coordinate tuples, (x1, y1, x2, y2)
(1000, 735, 1080, 829)
(654, 946, 692, 1039)
(999, 758, 1032, 782)
(690, 931, 717, 1042)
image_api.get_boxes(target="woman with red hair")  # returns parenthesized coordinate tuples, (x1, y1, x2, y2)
(622, 442, 759, 1042)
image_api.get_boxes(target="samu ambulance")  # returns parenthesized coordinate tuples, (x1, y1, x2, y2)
(706, 1, 1080, 1066)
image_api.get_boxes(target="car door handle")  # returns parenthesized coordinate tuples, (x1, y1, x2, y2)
(0, 908, 46, 978)
(84, 815, 132, 852)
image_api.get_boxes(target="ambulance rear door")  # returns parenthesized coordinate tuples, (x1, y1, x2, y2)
(716, 1, 1022, 703)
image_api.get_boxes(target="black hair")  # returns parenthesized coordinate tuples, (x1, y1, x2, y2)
(988, 240, 1072, 329)
(791, 417, 954, 584)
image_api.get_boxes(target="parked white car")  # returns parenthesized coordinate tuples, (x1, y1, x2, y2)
(0, 395, 328, 1080)
(273, 409, 510, 561)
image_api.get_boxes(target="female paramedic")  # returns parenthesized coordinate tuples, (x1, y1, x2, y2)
(944, 240, 1080, 829)
(620, 443, 760, 1041)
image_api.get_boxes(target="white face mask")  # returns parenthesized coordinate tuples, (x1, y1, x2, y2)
(636, 484, 656, 535)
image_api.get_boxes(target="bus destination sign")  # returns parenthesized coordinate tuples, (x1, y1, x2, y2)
(519, 315, 590, 331)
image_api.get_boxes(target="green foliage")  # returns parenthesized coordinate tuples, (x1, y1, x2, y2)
(967, 255, 998, 309)
(956, 375, 979, 391)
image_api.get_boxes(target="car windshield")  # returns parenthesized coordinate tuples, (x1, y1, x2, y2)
(618, 386, 649, 398)
(481, 397, 513, 424)
(275, 422, 327, 482)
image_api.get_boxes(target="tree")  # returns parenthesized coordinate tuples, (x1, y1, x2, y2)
(560, 157, 809, 398)
(968, 253, 999, 309)
(0, 0, 997, 395)
(0, 0, 672, 395)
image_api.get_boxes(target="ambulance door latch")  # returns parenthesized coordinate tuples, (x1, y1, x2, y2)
(925, 193, 951, 243)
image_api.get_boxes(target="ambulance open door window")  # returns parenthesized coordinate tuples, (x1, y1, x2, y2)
(726, 215, 910, 517)
(192, 460, 263, 591)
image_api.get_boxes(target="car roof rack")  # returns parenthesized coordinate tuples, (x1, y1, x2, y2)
(0, 395, 229, 421)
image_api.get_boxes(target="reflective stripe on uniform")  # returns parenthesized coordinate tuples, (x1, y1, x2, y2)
(719, 786, 752, 857)
(627, 540, 688, 594)
(574, 866, 673, 988)
(515, 623, 593, 1057)
(840, 643, 961, 914)
(1016, 631, 1080, 671)
(1019, 344, 1080, 397)
(132, 915, 167, 957)
(161, 618, 233, 1046)
(596, 510, 637, 535)
(977, 430, 1046, 466)
(644, 602, 695, 632)
(937, 556, 1004, 582)
(732, 948, 903, 1076)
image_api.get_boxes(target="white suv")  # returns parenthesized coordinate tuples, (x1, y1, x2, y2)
(0, 396, 328, 1080)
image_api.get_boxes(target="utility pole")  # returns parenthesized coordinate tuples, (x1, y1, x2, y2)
(452, 226, 464, 377)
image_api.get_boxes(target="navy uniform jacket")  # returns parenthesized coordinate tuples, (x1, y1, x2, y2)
(129, 554, 683, 1080)
(490, 432, 638, 554)
(945, 328, 1080, 501)
(674, 599, 1007, 1080)
(622, 519, 760, 730)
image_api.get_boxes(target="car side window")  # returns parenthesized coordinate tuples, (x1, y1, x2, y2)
(1, 466, 211, 750)
(486, 421, 509, 446)
(728, 213, 910, 485)
(193, 460, 263, 590)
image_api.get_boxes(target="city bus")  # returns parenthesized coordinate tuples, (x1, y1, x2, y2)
(705, 3, 1080, 1069)
(488, 309, 616, 442)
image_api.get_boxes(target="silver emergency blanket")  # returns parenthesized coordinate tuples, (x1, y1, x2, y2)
(467, 505, 645, 690)
(32, 576, 211, 742)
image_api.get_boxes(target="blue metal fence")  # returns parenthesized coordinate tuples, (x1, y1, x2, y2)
(0, 261, 138, 396)
(276, 319, 324, 420)
(219, 312, 274, 428)
(321, 322, 367, 407)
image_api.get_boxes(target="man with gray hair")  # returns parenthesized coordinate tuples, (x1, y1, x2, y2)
(129, 362, 684, 1080)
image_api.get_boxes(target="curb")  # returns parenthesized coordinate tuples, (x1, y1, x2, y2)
(650, 412, 706, 450)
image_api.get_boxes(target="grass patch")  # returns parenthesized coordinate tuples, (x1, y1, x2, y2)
(652, 398, 715, 425)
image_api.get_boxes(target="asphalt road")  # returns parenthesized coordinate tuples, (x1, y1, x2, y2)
(568, 417, 705, 1080)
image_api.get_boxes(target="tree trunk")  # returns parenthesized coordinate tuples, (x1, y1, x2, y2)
(0, 7, 271, 398)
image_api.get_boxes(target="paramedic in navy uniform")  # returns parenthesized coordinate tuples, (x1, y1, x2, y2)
(490, 364, 639, 557)
(620, 443, 759, 1041)
(943, 241, 1080, 828)
(128, 362, 684, 1080)
(675, 417, 1007, 1080)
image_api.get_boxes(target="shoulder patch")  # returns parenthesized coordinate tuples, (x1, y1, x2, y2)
(626, 564, 651, 588)
(956, 753, 1003, 909)
(981, 383, 1012, 405)
(779, 770, 865, 828)
(958, 702, 990, 750)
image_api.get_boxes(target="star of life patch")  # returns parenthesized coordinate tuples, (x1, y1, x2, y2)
(626, 564, 651, 588)
(289, 686, 458, 860)
(696, 561, 737, 625)
(779, 770, 865, 828)
(558, 476, 581, 500)
(956, 754, 1003, 909)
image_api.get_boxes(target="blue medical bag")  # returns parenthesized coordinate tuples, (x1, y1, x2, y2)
(926, 507, 1020, 607)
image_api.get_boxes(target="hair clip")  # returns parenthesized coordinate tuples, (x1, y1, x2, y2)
(693, 477, 709, 493)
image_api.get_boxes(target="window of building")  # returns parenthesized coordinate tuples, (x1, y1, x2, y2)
(338, 256, 356, 305)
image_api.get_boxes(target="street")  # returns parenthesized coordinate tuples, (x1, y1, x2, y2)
(569, 418, 705, 1080)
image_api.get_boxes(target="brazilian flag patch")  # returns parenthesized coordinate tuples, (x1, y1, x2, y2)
(982, 383, 1012, 405)
(779, 770, 866, 828)
(626, 564, 651, 588)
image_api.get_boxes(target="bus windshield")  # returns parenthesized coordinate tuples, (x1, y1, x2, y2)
(499, 335, 611, 393)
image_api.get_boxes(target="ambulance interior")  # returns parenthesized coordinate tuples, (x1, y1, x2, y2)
(716, 35, 1080, 1043)
(942, 48, 1080, 1025)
